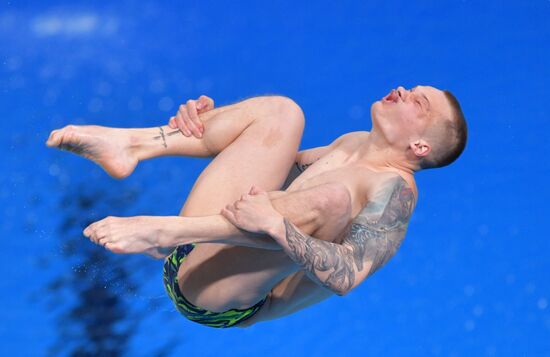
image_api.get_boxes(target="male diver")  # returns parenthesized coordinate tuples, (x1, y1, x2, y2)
(46, 86, 467, 328)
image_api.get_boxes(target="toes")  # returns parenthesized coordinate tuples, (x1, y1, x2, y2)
(97, 236, 108, 246)
(83, 226, 93, 240)
(83, 222, 97, 238)
(83, 222, 105, 244)
(46, 130, 60, 146)
(105, 242, 125, 254)
(104, 241, 113, 251)
(83, 222, 94, 235)
(90, 232, 103, 245)
(46, 126, 81, 151)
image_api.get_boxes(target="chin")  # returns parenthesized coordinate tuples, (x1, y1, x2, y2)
(370, 107, 381, 129)
(371, 100, 386, 118)
(371, 100, 381, 116)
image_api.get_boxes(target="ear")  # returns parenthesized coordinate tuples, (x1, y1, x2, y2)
(409, 139, 431, 158)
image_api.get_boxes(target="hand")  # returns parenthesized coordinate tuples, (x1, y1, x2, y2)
(168, 95, 215, 138)
(221, 185, 283, 235)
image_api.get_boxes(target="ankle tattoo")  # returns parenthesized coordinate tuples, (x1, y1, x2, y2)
(158, 127, 167, 148)
(153, 128, 183, 148)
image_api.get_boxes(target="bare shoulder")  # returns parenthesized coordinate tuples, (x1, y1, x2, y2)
(356, 174, 416, 227)
(368, 171, 418, 207)
(341, 173, 415, 283)
(331, 130, 371, 147)
(336, 178, 414, 291)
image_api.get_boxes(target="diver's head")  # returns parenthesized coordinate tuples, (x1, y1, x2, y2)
(370, 85, 467, 171)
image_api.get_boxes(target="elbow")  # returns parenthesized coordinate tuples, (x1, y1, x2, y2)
(334, 281, 358, 296)
(333, 287, 350, 297)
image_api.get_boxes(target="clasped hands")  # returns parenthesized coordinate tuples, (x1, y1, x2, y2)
(220, 185, 284, 236)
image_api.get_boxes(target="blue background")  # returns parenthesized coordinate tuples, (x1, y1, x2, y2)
(1, 0, 549, 356)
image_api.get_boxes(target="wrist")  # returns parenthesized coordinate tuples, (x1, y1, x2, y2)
(266, 216, 286, 241)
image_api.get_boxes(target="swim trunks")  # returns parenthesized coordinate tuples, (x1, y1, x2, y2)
(279, 161, 310, 190)
(163, 244, 268, 328)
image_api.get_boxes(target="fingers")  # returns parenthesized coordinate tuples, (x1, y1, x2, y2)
(176, 111, 193, 136)
(220, 205, 237, 225)
(198, 95, 215, 112)
(171, 101, 203, 138)
(168, 116, 178, 130)
(169, 96, 213, 137)
(249, 185, 266, 195)
(228, 202, 240, 212)
(185, 99, 203, 137)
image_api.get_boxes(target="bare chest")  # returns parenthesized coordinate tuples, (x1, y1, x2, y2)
(285, 149, 387, 218)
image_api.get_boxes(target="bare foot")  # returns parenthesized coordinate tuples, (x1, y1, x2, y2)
(46, 125, 138, 179)
(83, 216, 175, 259)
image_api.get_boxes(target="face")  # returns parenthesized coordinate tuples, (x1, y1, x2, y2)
(371, 85, 451, 157)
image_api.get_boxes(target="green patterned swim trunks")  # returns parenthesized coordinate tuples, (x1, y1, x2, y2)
(163, 244, 268, 328)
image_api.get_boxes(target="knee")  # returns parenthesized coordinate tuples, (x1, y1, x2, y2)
(246, 95, 304, 133)
(269, 96, 305, 129)
(314, 183, 352, 224)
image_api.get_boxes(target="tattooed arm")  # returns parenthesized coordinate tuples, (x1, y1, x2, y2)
(268, 176, 415, 296)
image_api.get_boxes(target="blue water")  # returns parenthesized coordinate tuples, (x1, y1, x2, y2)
(1, 1, 549, 355)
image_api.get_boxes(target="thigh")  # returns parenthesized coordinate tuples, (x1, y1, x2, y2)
(179, 103, 304, 217)
(176, 102, 305, 312)
(178, 183, 351, 312)
(238, 268, 335, 327)
(270, 270, 334, 320)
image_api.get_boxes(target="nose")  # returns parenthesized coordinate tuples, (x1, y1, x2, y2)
(397, 86, 407, 99)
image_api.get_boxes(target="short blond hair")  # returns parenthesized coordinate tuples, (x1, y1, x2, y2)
(419, 90, 468, 170)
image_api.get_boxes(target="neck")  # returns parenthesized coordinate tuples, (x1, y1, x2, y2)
(347, 129, 417, 176)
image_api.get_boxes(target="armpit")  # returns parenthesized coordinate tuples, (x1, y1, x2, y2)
(281, 162, 305, 190)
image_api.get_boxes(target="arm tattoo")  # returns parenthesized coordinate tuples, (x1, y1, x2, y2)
(284, 218, 356, 294)
(282, 177, 414, 295)
(152, 127, 182, 148)
(344, 178, 414, 278)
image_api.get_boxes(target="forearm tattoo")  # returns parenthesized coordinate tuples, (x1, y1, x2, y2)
(284, 218, 356, 295)
(283, 177, 414, 295)
(152, 127, 181, 148)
